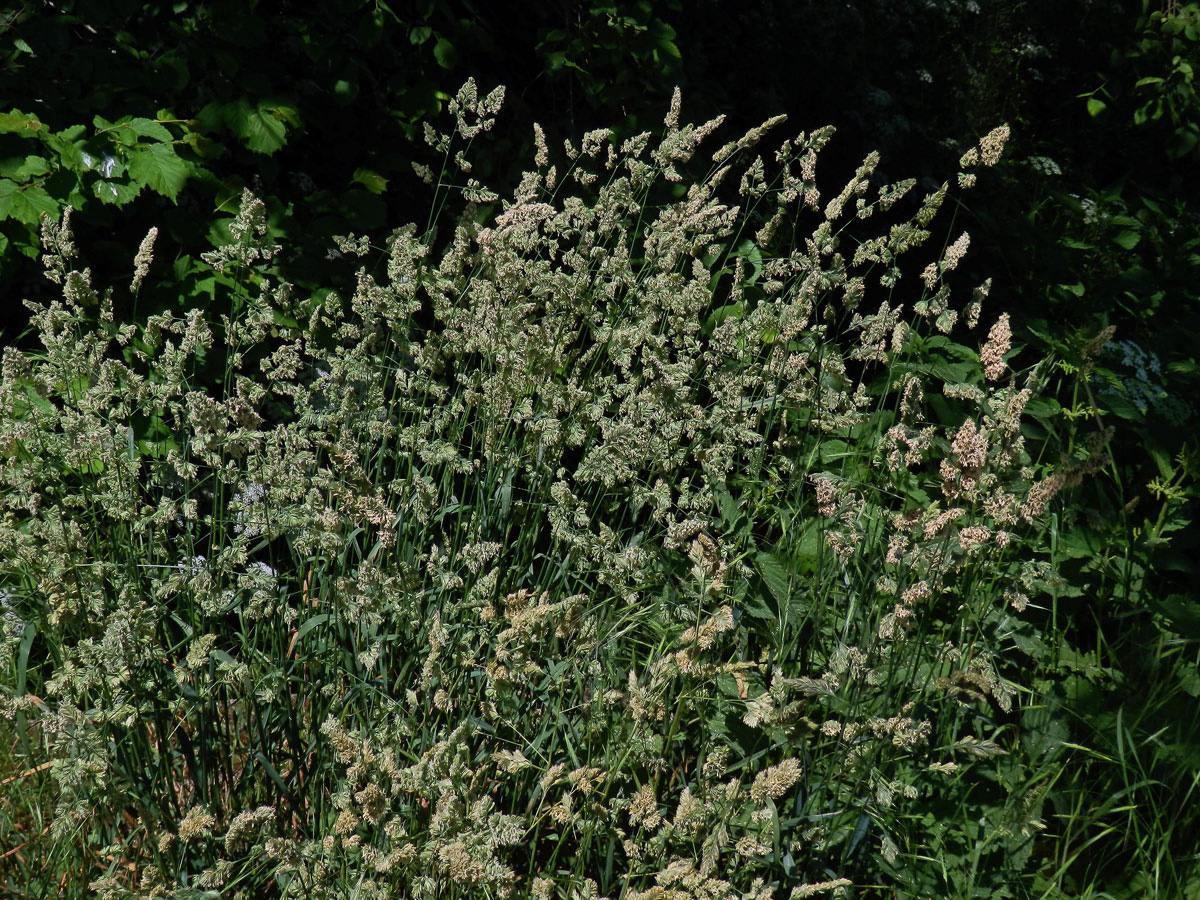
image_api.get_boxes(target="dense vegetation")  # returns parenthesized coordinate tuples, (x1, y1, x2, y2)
(1, 2, 1197, 898)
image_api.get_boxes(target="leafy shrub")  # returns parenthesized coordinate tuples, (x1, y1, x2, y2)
(0, 0, 687, 324)
(2, 81, 1070, 898)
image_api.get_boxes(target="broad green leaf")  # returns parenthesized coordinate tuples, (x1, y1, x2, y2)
(129, 117, 173, 142)
(135, 437, 180, 459)
(182, 129, 224, 159)
(1086, 97, 1107, 117)
(741, 590, 775, 621)
(755, 551, 790, 609)
(0, 110, 43, 135)
(703, 301, 744, 337)
(1146, 594, 1200, 639)
(53, 124, 83, 143)
(238, 103, 292, 154)
(94, 113, 138, 145)
(792, 521, 821, 577)
(0, 180, 58, 221)
(352, 167, 388, 194)
(1167, 125, 1199, 157)
(1113, 229, 1141, 250)
(128, 142, 188, 199)
(1134, 98, 1164, 124)
(45, 130, 86, 170)
(433, 37, 458, 69)
(1024, 396, 1062, 421)
(333, 79, 359, 101)
(19, 382, 55, 417)
(410, 25, 433, 44)
(199, 99, 296, 154)
(818, 439, 851, 463)
(92, 178, 143, 206)
(735, 238, 763, 283)
(82, 152, 124, 178)
(1058, 526, 1103, 559)
(11, 155, 51, 181)
(714, 484, 747, 535)
(271, 310, 300, 330)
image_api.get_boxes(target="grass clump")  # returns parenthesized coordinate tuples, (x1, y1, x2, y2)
(2, 80, 1069, 898)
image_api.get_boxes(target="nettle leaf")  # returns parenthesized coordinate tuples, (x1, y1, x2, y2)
(792, 520, 821, 577)
(127, 142, 188, 200)
(0, 179, 58, 222)
(741, 590, 775, 621)
(755, 551, 791, 610)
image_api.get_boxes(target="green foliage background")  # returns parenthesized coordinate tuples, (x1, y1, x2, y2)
(1, 1, 1198, 897)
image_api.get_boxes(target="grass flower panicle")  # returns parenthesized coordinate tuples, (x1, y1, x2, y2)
(0, 82, 1076, 900)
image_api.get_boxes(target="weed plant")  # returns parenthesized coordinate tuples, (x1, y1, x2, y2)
(2, 81, 1075, 898)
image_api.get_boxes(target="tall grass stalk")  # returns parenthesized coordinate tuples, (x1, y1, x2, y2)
(2, 81, 1072, 898)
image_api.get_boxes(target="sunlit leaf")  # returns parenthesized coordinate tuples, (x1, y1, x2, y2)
(0, 179, 58, 221)
(129, 117, 174, 142)
(92, 178, 143, 206)
(352, 167, 389, 194)
(433, 37, 458, 69)
(0, 110, 43, 136)
(128, 143, 188, 199)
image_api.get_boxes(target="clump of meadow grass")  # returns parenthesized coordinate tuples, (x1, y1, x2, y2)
(1, 80, 1065, 898)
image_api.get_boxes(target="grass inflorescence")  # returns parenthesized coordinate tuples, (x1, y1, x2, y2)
(1, 80, 1089, 898)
